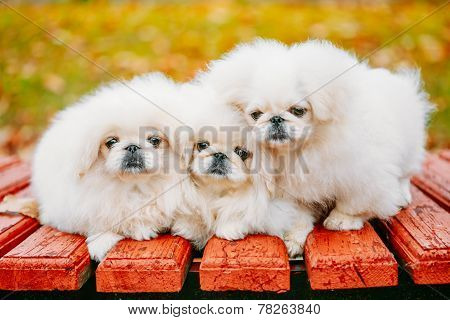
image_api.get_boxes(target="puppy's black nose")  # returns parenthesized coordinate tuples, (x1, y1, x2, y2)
(270, 115, 284, 124)
(125, 144, 141, 154)
(213, 152, 227, 160)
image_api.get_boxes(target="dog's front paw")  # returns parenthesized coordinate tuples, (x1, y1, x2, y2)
(87, 241, 110, 262)
(323, 210, 364, 231)
(283, 228, 311, 258)
(171, 217, 212, 249)
(172, 228, 210, 250)
(215, 223, 246, 241)
(283, 238, 304, 258)
(0, 195, 39, 218)
(127, 225, 158, 241)
(86, 232, 124, 262)
(399, 178, 413, 208)
(191, 236, 211, 250)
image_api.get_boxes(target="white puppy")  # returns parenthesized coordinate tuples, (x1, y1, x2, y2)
(32, 73, 184, 261)
(168, 83, 315, 256)
(199, 39, 432, 230)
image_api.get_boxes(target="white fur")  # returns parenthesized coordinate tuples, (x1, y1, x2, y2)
(165, 82, 314, 255)
(32, 73, 185, 261)
(199, 39, 432, 230)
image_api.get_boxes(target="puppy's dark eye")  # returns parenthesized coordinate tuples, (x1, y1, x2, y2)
(234, 146, 251, 161)
(148, 136, 161, 147)
(197, 141, 210, 152)
(250, 110, 263, 121)
(105, 137, 119, 149)
(289, 106, 307, 117)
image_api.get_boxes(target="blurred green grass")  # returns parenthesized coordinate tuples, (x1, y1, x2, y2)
(0, 0, 449, 155)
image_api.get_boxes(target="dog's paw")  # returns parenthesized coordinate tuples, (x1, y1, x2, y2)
(191, 236, 211, 250)
(215, 223, 246, 241)
(171, 218, 212, 249)
(323, 210, 364, 231)
(0, 196, 39, 218)
(127, 225, 158, 241)
(86, 232, 123, 262)
(283, 238, 304, 258)
(399, 178, 413, 208)
(283, 228, 311, 258)
(87, 241, 110, 262)
(172, 230, 209, 250)
(401, 189, 412, 206)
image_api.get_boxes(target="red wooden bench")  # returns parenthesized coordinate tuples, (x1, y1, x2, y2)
(97, 235, 192, 292)
(200, 235, 290, 292)
(0, 152, 448, 293)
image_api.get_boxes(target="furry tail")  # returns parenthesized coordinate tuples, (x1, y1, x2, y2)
(0, 195, 39, 218)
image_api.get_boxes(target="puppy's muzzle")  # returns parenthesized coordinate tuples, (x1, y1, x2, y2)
(207, 152, 230, 176)
(121, 144, 145, 173)
(267, 116, 289, 142)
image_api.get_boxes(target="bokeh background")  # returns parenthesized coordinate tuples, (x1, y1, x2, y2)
(1, 0, 449, 157)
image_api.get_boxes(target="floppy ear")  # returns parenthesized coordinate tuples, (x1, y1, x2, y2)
(171, 126, 196, 171)
(307, 80, 351, 123)
(76, 137, 101, 178)
(231, 101, 245, 113)
(178, 140, 195, 172)
(70, 122, 103, 178)
(308, 94, 334, 123)
(246, 131, 277, 196)
(255, 151, 277, 197)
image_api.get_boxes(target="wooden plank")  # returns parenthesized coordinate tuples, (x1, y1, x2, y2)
(0, 212, 40, 258)
(96, 235, 192, 292)
(0, 162, 31, 201)
(379, 186, 450, 284)
(439, 149, 450, 162)
(304, 224, 398, 290)
(412, 154, 449, 211)
(13, 186, 33, 198)
(0, 225, 91, 291)
(199, 235, 290, 293)
(0, 180, 39, 258)
(0, 156, 20, 171)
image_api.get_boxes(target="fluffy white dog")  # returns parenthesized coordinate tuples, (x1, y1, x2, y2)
(168, 82, 315, 255)
(31, 73, 185, 261)
(199, 39, 432, 230)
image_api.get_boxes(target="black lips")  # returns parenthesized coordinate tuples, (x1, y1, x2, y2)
(121, 151, 145, 173)
(207, 157, 230, 176)
(267, 122, 289, 141)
